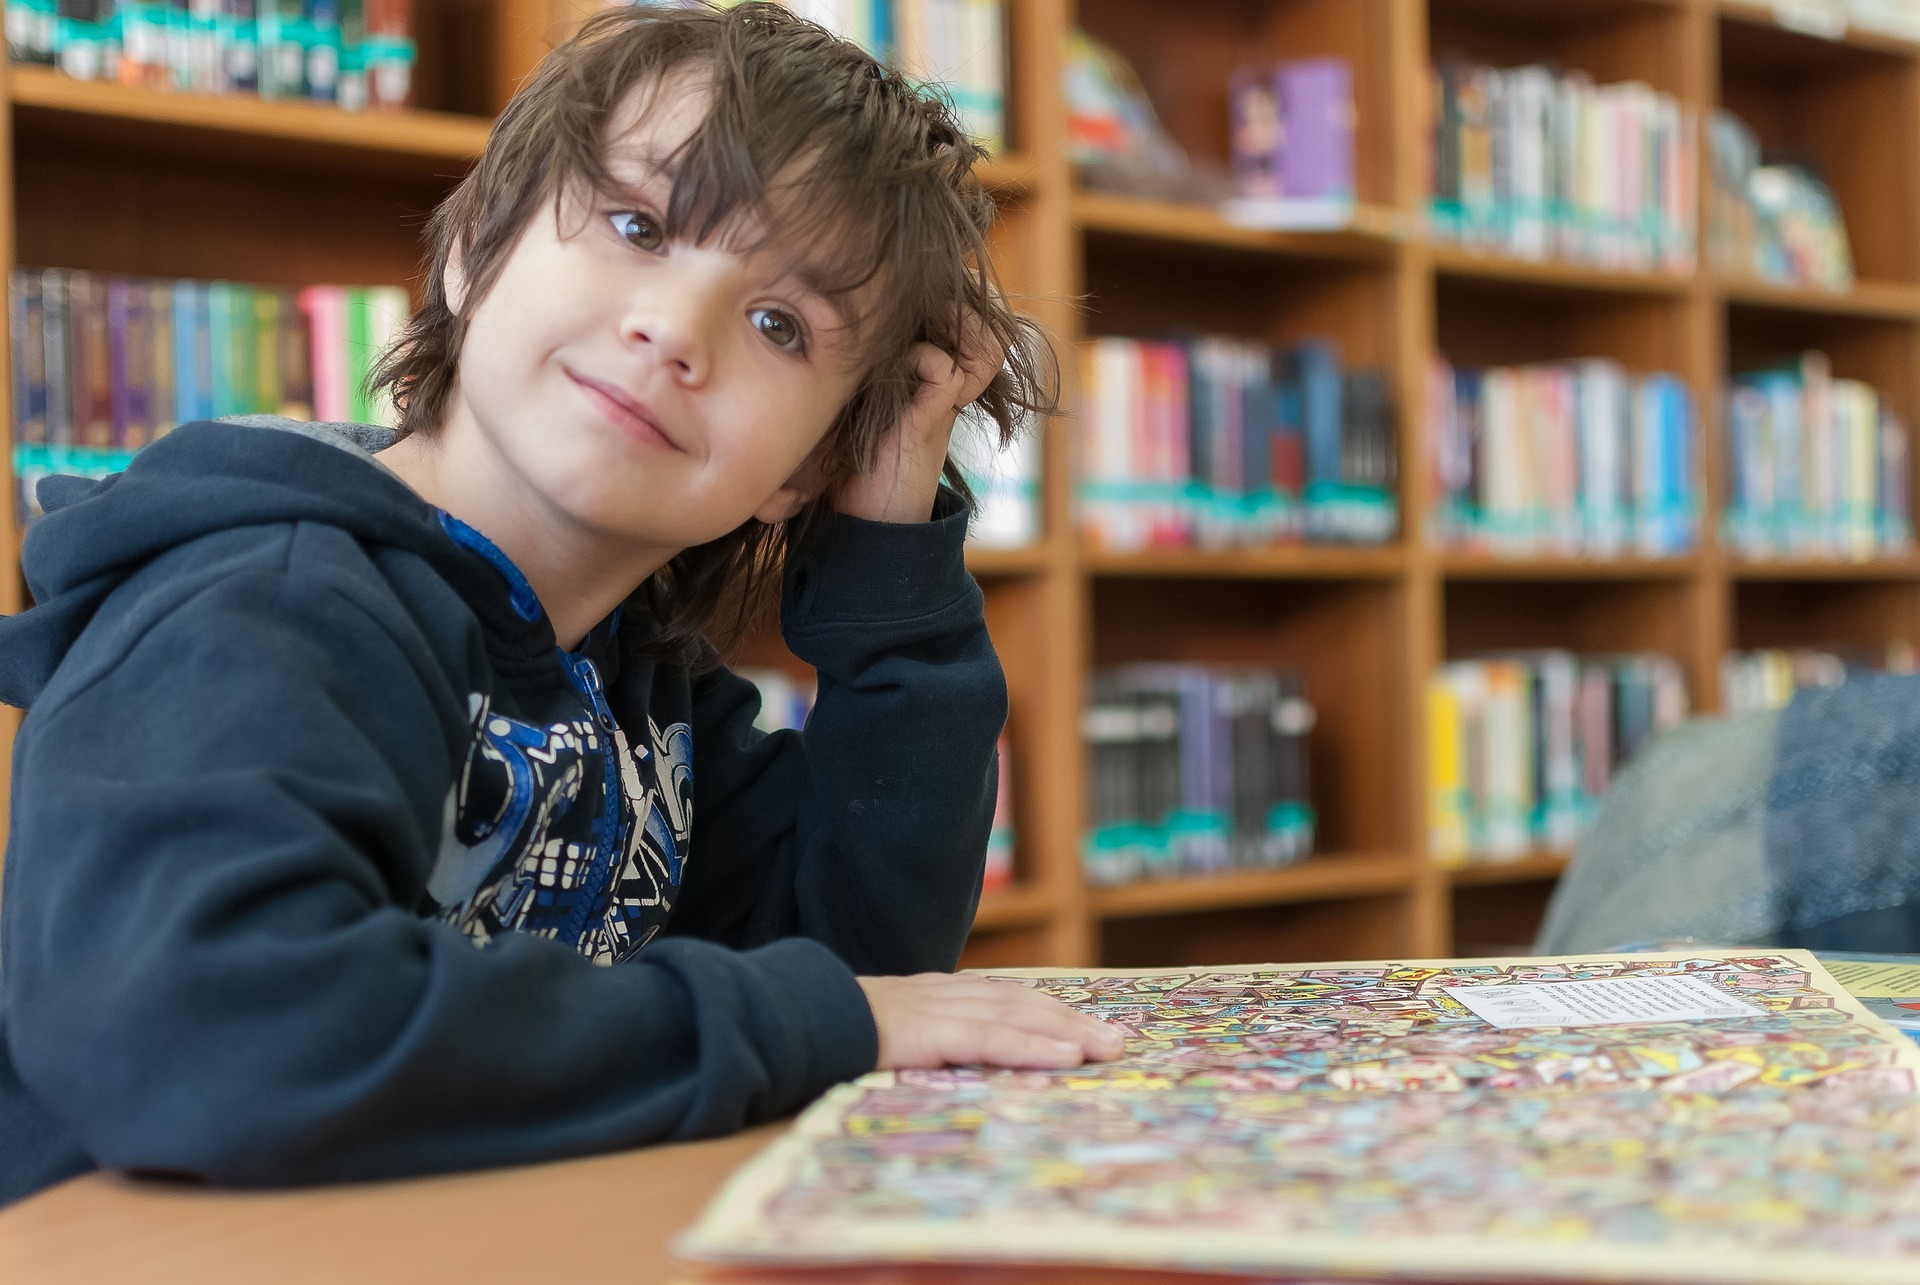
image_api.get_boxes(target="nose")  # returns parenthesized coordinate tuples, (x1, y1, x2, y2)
(620, 259, 724, 387)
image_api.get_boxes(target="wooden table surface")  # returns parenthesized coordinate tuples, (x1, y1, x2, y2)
(0, 1127, 1370, 1285)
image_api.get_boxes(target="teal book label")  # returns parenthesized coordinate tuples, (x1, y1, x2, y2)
(57, 0, 121, 80)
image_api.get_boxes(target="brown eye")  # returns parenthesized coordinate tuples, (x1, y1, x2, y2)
(751, 308, 802, 350)
(610, 211, 664, 251)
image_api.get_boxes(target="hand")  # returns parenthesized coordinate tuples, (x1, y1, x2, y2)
(834, 313, 1004, 525)
(857, 972, 1128, 1070)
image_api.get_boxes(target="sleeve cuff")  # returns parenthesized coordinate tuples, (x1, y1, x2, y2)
(742, 937, 879, 1099)
(782, 487, 976, 627)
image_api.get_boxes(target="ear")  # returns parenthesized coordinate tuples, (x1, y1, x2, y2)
(441, 240, 469, 315)
(754, 444, 831, 525)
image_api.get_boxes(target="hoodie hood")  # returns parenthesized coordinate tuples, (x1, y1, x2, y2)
(0, 417, 473, 708)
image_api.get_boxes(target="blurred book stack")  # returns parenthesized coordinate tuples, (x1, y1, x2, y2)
(1426, 58, 1695, 273)
(1426, 357, 1697, 557)
(1723, 353, 1913, 560)
(1078, 335, 1396, 551)
(1722, 644, 1919, 716)
(1706, 108, 1853, 291)
(1082, 664, 1315, 889)
(1428, 651, 1687, 866)
(9, 268, 408, 521)
(9, 0, 416, 110)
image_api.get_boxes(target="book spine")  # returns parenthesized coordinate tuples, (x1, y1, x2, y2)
(345, 285, 372, 423)
(116, 0, 169, 86)
(302, 0, 340, 101)
(230, 282, 258, 417)
(362, 0, 412, 110)
(12, 271, 49, 448)
(218, 0, 257, 93)
(148, 279, 176, 439)
(299, 284, 347, 421)
(207, 281, 235, 418)
(121, 277, 154, 449)
(276, 287, 313, 419)
(255, 0, 303, 98)
(8, 0, 59, 65)
(69, 271, 114, 449)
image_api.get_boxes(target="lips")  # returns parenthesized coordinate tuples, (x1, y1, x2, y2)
(566, 369, 682, 452)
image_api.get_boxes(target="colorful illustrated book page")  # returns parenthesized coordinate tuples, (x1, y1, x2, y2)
(679, 950, 1920, 1284)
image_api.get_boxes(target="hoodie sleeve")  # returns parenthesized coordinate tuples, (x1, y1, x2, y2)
(665, 491, 1008, 974)
(1, 535, 876, 1187)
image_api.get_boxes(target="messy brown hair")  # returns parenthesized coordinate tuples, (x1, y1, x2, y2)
(371, 2, 1056, 664)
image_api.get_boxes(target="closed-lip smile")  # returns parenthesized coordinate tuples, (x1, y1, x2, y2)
(566, 369, 682, 452)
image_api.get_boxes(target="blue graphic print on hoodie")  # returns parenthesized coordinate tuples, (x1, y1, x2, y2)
(0, 417, 1004, 1206)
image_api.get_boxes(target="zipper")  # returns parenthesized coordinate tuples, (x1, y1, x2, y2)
(560, 653, 626, 947)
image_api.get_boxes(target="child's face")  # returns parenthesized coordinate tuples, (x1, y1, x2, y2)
(440, 73, 868, 557)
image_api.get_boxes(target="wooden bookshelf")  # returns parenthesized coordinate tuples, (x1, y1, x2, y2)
(8, 0, 1920, 968)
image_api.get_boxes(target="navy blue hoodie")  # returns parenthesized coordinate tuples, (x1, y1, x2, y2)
(0, 417, 1004, 1205)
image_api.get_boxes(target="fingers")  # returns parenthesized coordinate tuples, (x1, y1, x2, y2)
(932, 987, 1124, 1057)
(907, 343, 965, 410)
(951, 308, 1005, 407)
(956, 1020, 1087, 1070)
(872, 974, 1128, 1070)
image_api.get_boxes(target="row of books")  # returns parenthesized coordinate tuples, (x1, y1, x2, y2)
(9, 0, 415, 111)
(1082, 664, 1315, 889)
(660, 0, 1005, 153)
(738, 665, 1013, 895)
(9, 268, 408, 519)
(1721, 644, 1919, 717)
(1223, 58, 1355, 230)
(1706, 109, 1853, 291)
(1427, 59, 1696, 274)
(1428, 650, 1687, 865)
(1724, 352, 1914, 560)
(1426, 357, 1698, 558)
(1077, 336, 1397, 552)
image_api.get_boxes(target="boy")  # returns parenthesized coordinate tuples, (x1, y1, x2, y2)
(0, 3, 1118, 1205)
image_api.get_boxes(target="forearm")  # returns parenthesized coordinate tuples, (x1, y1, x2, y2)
(779, 499, 1007, 973)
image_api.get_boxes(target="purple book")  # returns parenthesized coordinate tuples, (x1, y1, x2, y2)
(1278, 57, 1355, 202)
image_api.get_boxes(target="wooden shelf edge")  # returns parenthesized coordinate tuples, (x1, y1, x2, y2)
(8, 66, 493, 162)
(1727, 553, 1920, 580)
(970, 886, 1055, 932)
(1442, 850, 1572, 888)
(1717, 275, 1920, 320)
(1439, 553, 1700, 581)
(1072, 191, 1403, 262)
(1090, 853, 1415, 919)
(1428, 243, 1694, 296)
(964, 544, 1050, 576)
(1084, 544, 1407, 579)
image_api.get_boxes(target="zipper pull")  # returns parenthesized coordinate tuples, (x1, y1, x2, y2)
(573, 656, 616, 731)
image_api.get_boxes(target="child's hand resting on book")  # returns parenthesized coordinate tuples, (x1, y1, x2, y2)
(858, 973, 1128, 1070)
(835, 312, 1003, 525)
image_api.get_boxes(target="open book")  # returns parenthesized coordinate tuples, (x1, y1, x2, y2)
(680, 949, 1920, 1283)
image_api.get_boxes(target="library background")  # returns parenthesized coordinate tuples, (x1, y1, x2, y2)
(5, 0, 1920, 968)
